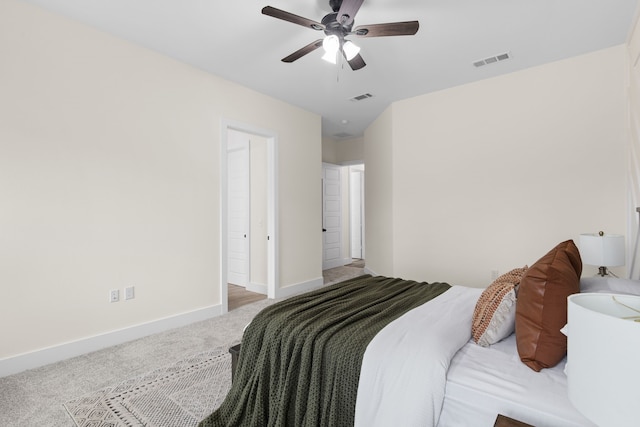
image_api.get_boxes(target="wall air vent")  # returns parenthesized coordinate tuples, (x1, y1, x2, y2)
(473, 52, 511, 68)
(350, 93, 374, 102)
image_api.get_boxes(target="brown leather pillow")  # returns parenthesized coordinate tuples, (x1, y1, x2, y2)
(515, 240, 582, 371)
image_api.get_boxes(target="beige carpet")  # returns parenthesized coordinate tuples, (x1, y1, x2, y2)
(0, 265, 363, 427)
(64, 347, 233, 427)
(323, 261, 365, 284)
(61, 266, 367, 427)
(345, 259, 365, 268)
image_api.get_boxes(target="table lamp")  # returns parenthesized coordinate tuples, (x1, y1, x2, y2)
(579, 232, 625, 276)
(567, 293, 640, 427)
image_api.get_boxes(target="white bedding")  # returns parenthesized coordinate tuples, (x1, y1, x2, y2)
(437, 334, 596, 427)
(354, 283, 596, 427)
(354, 285, 483, 427)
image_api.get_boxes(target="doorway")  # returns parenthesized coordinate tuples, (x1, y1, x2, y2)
(322, 163, 343, 270)
(221, 120, 278, 313)
(322, 163, 365, 271)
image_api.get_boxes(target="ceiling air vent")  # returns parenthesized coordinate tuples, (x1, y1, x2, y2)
(350, 93, 374, 102)
(334, 132, 353, 138)
(473, 52, 511, 68)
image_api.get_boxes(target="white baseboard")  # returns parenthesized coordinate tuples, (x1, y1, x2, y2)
(363, 266, 377, 276)
(274, 276, 324, 299)
(0, 304, 222, 378)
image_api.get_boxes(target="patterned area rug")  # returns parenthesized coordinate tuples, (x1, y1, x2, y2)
(64, 347, 232, 427)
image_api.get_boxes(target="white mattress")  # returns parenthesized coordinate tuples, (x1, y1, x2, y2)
(437, 334, 596, 427)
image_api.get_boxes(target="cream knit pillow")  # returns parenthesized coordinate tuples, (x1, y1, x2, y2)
(472, 267, 528, 347)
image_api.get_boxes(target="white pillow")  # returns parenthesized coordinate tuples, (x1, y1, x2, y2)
(472, 267, 528, 347)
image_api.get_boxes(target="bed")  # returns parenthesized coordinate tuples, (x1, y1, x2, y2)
(199, 240, 639, 426)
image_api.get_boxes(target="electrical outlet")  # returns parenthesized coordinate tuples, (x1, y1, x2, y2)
(124, 286, 135, 300)
(109, 289, 119, 303)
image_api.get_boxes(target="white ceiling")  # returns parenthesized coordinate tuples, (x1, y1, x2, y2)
(21, 0, 639, 139)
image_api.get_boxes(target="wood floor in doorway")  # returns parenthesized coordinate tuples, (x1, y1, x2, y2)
(228, 284, 267, 311)
(228, 260, 366, 310)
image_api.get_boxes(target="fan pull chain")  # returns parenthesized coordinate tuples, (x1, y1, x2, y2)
(336, 53, 342, 83)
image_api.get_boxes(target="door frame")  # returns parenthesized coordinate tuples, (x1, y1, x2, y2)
(349, 165, 365, 260)
(220, 119, 278, 314)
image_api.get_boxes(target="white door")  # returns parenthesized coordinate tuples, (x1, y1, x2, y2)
(227, 130, 250, 287)
(350, 168, 364, 259)
(323, 163, 342, 270)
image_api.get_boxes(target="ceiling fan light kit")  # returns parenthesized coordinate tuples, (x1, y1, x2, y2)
(321, 37, 360, 64)
(342, 41, 360, 61)
(262, 0, 419, 71)
(322, 34, 340, 64)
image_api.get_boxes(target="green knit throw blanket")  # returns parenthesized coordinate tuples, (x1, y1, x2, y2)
(199, 275, 450, 427)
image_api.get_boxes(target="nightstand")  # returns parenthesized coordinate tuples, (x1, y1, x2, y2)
(494, 414, 534, 427)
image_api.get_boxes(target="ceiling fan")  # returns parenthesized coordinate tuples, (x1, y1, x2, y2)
(262, 0, 419, 70)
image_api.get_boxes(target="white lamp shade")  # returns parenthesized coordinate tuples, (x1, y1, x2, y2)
(321, 50, 337, 64)
(567, 293, 640, 427)
(343, 41, 360, 60)
(322, 35, 339, 53)
(321, 35, 339, 64)
(579, 233, 625, 267)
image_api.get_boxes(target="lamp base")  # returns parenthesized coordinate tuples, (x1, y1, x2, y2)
(597, 266, 618, 277)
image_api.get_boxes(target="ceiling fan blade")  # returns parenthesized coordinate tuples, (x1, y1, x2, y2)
(353, 21, 419, 37)
(337, 0, 364, 27)
(262, 6, 325, 31)
(282, 39, 324, 63)
(344, 52, 366, 70)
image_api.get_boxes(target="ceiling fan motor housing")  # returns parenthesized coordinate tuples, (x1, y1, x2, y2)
(321, 12, 353, 37)
(329, 0, 343, 13)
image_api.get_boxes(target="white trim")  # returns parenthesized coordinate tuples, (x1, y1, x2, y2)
(274, 277, 324, 300)
(0, 305, 222, 378)
(339, 160, 365, 166)
(220, 124, 230, 314)
(363, 266, 377, 277)
(267, 131, 279, 299)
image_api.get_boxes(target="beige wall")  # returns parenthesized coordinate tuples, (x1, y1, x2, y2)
(322, 137, 364, 164)
(364, 108, 395, 276)
(366, 46, 628, 286)
(336, 137, 364, 164)
(322, 137, 338, 164)
(0, 0, 321, 360)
